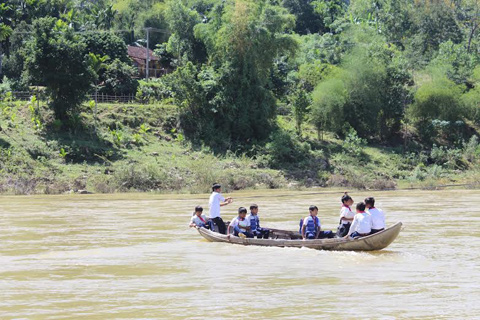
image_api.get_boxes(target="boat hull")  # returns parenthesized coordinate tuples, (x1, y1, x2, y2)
(196, 222, 402, 251)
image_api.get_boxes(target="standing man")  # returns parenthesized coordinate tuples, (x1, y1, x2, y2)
(208, 183, 233, 234)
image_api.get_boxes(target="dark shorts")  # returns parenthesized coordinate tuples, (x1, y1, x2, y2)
(350, 231, 369, 238)
(370, 228, 384, 235)
(337, 222, 351, 237)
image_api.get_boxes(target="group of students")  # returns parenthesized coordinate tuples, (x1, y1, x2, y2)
(336, 192, 386, 238)
(189, 183, 269, 239)
(189, 183, 386, 240)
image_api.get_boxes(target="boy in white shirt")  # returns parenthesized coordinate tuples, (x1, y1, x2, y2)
(228, 207, 253, 238)
(208, 183, 233, 234)
(189, 206, 211, 229)
(365, 197, 386, 234)
(346, 202, 372, 238)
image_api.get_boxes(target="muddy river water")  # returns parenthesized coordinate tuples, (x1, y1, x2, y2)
(0, 189, 479, 319)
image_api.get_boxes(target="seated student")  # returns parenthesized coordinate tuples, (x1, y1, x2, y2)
(301, 206, 335, 240)
(346, 202, 373, 238)
(336, 192, 355, 237)
(247, 204, 270, 239)
(189, 205, 211, 229)
(365, 197, 386, 234)
(228, 207, 254, 238)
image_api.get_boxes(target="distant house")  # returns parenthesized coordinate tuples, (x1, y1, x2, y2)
(127, 45, 166, 78)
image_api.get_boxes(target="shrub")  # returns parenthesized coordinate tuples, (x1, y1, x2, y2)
(409, 75, 465, 142)
(101, 59, 139, 96)
(264, 129, 311, 169)
(342, 128, 367, 157)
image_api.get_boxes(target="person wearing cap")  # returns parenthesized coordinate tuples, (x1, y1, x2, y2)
(346, 202, 373, 238)
(228, 207, 253, 238)
(189, 206, 211, 229)
(365, 197, 385, 234)
(208, 183, 233, 234)
(247, 204, 269, 239)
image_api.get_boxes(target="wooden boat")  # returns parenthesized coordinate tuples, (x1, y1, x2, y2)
(196, 222, 402, 251)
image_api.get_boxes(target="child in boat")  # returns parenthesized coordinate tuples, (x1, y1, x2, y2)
(301, 206, 334, 239)
(208, 183, 233, 234)
(346, 202, 373, 238)
(228, 207, 253, 238)
(189, 206, 211, 229)
(365, 197, 386, 234)
(247, 204, 270, 239)
(301, 206, 335, 240)
(336, 192, 355, 237)
(302, 205, 321, 239)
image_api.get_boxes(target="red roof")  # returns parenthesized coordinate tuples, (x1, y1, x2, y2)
(127, 45, 159, 61)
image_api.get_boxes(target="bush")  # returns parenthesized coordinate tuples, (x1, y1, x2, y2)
(24, 18, 96, 120)
(136, 78, 174, 103)
(342, 128, 367, 157)
(264, 129, 312, 169)
(101, 59, 139, 96)
(430, 145, 465, 169)
(311, 77, 347, 136)
(463, 135, 480, 163)
(409, 75, 465, 142)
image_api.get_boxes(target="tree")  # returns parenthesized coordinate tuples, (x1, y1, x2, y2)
(175, 0, 298, 150)
(282, 0, 324, 34)
(88, 52, 109, 128)
(24, 17, 96, 120)
(164, 0, 206, 65)
(409, 76, 465, 123)
(289, 88, 311, 136)
(81, 32, 129, 64)
(408, 72, 466, 143)
(311, 76, 347, 138)
(455, 0, 480, 53)
(101, 58, 139, 95)
(404, 2, 463, 66)
(310, 27, 411, 142)
(312, 0, 347, 32)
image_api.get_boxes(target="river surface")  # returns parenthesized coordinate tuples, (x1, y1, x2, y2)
(0, 189, 479, 319)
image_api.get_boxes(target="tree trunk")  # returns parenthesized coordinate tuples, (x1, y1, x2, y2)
(94, 86, 98, 131)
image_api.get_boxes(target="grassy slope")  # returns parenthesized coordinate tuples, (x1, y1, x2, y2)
(0, 100, 284, 194)
(0, 100, 478, 195)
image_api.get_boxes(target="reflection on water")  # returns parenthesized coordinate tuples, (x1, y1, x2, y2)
(1, 190, 479, 318)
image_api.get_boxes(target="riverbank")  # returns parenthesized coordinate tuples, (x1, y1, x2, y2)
(0, 99, 479, 195)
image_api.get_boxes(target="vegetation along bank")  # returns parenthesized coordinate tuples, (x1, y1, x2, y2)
(1, 0, 480, 194)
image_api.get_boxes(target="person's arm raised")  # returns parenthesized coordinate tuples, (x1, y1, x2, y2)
(220, 197, 233, 206)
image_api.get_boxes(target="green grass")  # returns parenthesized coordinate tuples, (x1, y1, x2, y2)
(0, 100, 285, 194)
(0, 99, 479, 195)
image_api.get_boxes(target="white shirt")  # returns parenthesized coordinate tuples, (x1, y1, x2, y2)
(208, 192, 225, 219)
(340, 205, 355, 224)
(347, 212, 372, 236)
(190, 214, 208, 226)
(228, 216, 250, 234)
(368, 207, 386, 230)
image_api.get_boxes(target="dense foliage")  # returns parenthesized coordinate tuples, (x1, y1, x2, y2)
(1, 0, 480, 156)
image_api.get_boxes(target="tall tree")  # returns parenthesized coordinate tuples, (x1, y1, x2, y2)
(24, 17, 96, 120)
(175, 0, 298, 150)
